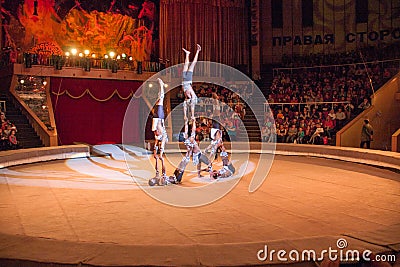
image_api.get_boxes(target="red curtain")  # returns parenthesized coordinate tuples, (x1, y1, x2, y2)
(50, 77, 142, 145)
(160, 0, 249, 67)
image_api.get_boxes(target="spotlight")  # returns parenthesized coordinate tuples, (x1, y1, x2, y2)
(148, 83, 153, 88)
(129, 56, 133, 61)
(104, 55, 109, 59)
(42, 79, 47, 86)
(121, 53, 126, 59)
(164, 84, 168, 88)
(109, 51, 115, 59)
(91, 53, 96, 58)
(65, 52, 70, 57)
(20, 79, 25, 84)
(78, 52, 83, 57)
(84, 50, 90, 56)
(71, 48, 77, 56)
(116, 55, 121, 60)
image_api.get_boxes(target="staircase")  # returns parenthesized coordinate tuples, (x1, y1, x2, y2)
(170, 97, 186, 139)
(237, 66, 276, 142)
(237, 99, 264, 142)
(0, 92, 44, 149)
(170, 92, 264, 142)
(169, 65, 277, 142)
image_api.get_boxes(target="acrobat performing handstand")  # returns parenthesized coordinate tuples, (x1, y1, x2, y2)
(151, 78, 168, 179)
(149, 118, 212, 186)
(182, 44, 201, 121)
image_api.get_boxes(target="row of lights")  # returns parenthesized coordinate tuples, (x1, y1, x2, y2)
(19, 79, 47, 86)
(20, 77, 168, 89)
(65, 49, 134, 61)
(148, 83, 168, 88)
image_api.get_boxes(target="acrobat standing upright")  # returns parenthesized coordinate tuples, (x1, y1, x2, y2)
(152, 78, 168, 178)
(182, 44, 201, 121)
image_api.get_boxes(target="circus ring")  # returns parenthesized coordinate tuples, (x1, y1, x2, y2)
(0, 143, 399, 267)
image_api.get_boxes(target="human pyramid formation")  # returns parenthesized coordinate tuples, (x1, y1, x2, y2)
(149, 44, 236, 186)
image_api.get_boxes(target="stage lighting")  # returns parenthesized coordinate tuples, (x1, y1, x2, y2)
(109, 51, 115, 59)
(71, 49, 77, 56)
(42, 79, 47, 86)
(78, 53, 83, 57)
(84, 50, 90, 56)
(91, 53, 96, 58)
(20, 79, 25, 84)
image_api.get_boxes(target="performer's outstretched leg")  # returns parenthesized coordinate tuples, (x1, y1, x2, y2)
(188, 44, 201, 72)
(182, 48, 190, 72)
(169, 156, 190, 183)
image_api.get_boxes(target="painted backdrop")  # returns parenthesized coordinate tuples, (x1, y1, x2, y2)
(1, 0, 160, 61)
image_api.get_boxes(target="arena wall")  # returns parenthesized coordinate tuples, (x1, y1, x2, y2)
(260, 0, 400, 64)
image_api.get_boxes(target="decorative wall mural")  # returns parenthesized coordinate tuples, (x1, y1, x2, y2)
(1, 0, 159, 61)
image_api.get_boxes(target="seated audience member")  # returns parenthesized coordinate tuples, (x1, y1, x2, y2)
(308, 123, 324, 144)
(261, 125, 271, 142)
(276, 124, 286, 143)
(344, 97, 355, 119)
(286, 124, 298, 143)
(358, 98, 371, 111)
(296, 127, 305, 144)
(303, 125, 312, 144)
(8, 130, 19, 149)
(323, 116, 335, 139)
(0, 128, 7, 150)
(226, 120, 237, 141)
(327, 109, 336, 122)
(335, 108, 346, 128)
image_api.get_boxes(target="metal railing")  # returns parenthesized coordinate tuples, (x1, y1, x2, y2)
(273, 58, 400, 76)
(265, 101, 351, 113)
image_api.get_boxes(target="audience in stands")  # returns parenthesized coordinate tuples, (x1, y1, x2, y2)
(263, 46, 399, 145)
(185, 82, 251, 142)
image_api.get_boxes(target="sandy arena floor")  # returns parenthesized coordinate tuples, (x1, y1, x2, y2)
(0, 144, 399, 266)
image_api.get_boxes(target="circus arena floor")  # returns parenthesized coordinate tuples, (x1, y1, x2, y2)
(0, 144, 399, 266)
